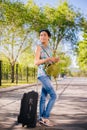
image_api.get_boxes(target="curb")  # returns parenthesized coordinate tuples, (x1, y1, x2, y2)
(0, 83, 38, 93)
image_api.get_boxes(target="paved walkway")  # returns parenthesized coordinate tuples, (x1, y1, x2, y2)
(0, 77, 87, 130)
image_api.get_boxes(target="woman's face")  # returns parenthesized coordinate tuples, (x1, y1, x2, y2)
(40, 31, 49, 44)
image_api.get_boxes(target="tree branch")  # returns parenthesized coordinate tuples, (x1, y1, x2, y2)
(14, 30, 30, 63)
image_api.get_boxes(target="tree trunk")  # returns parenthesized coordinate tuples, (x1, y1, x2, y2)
(11, 64, 15, 83)
(16, 64, 18, 84)
(26, 66, 29, 83)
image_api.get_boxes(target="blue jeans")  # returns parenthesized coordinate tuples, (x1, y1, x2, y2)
(38, 75, 57, 119)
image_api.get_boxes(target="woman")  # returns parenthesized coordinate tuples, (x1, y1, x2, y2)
(35, 29, 59, 126)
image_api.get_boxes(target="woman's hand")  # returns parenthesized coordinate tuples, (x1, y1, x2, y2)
(47, 57, 60, 63)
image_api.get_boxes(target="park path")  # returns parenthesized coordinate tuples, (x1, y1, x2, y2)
(0, 77, 87, 130)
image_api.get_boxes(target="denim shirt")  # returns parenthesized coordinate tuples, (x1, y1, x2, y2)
(37, 44, 52, 78)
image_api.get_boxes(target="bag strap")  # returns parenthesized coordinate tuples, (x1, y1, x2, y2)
(40, 45, 54, 64)
(40, 45, 50, 57)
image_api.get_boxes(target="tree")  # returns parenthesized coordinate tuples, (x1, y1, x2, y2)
(25, 1, 86, 59)
(76, 32, 87, 72)
(41, 2, 76, 50)
(0, 1, 32, 82)
(0, 0, 86, 83)
(25, 0, 49, 31)
(0, 0, 49, 83)
(19, 48, 34, 67)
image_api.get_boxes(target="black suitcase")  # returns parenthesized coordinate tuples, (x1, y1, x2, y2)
(17, 91, 38, 128)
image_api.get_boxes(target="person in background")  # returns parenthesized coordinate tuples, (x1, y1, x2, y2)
(34, 29, 59, 126)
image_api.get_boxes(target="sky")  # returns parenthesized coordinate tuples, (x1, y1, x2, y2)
(21, 0, 87, 16)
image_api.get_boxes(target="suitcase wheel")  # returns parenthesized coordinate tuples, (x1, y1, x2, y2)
(22, 124, 25, 127)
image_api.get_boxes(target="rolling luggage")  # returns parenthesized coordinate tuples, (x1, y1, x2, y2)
(17, 91, 38, 128)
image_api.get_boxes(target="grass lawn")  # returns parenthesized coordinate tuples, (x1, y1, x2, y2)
(0, 78, 37, 88)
